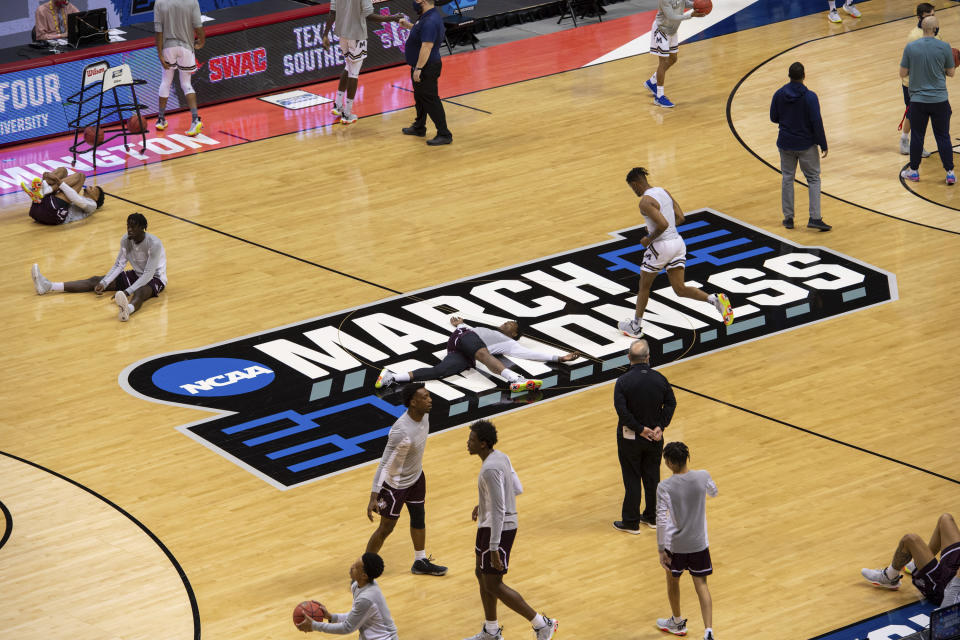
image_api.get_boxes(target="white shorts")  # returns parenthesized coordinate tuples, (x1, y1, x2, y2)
(641, 237, 686, 273)
(162, 46, 197, 72)
(339, 38, 368, 77)
(651, 29, 679, 57)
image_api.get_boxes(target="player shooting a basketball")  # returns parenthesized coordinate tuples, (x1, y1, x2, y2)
(375, 316, 579, 393)
(645, 0, 709, 108)
(21, 167, 104, 225)
(617, 167, 733, 340)
(154, 0, 205, 136)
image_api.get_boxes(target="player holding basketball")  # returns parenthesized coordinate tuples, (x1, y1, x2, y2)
(31, 213, 167, 322)
(655, 442, 719, 640)
(321, 0, 405, 124)
(21, 168, 104, 225)
(375, 316, 578, 393)
(464, 420, 558, 640)
(154, 0, 205, 136)
(295, 553, 399, 639)
(366, 383, 448, 577)
(617, 167, 733, 339)
(645, 0, 708, 108)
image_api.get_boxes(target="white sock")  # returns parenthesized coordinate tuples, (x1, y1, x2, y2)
(415, 550, 426, 561)
(395, 372, 412, 383)
(828, 1, 837, 10)
(484, 621, 500, 635)
(127, 303, 135, 314)
(673, 616, 683, 623)
(885, 565, 899, 579)
(707, 293, 718, 304)
(901, 133, 909, 142)
(705, 628, 713, 637)
(531, 613, 546, 629)
(501, 368, 522, 383)
(657, 85, 664, 98)
(336, 90, 345, 107)
(345, 98, 354, 115)
(649, 72, 657, 85)
(51, 282, 64, 292)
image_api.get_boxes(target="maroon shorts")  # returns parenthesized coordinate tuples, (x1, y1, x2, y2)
(666, 547, 712, 578)
(116, 269, 165, 297)
(29, 195, 70, 225)
(912, 542, 960, 604)
(476, 527, 517, 575)
(377, 471, 425, 519)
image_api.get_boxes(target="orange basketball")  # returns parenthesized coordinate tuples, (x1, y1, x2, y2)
(83, 126, 103, 147)
(292, 600, 324, 627)
(127, 114, 147, 134)
(693, 0, 712, 15)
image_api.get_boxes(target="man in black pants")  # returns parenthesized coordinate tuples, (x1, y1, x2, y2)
(399, 0, 452, 145)
(612, 339, 676, 533)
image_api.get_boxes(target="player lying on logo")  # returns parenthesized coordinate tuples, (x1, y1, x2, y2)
(31, 213, 168, 322)
(618, 167, 734, 339)
(375, 316, 579, 393)
(22, 168, 105, 226)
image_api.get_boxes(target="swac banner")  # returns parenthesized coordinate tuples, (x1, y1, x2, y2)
(121, 211, 898, 490)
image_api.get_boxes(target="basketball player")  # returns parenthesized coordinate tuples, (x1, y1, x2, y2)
(375, 316, 578, 393)
(644, 0, 707, 108)
(861, 513, 960, 608)
(295, 553, 398, 639)
(827, 0, 861, 24)
(30, 213, 167, 322)
(464, 420, 558, 640)
(321, 0, 405, 124)
(617, 167, 733, 339)
(21, 168, 104, 225)
(655, 442, 719, 640)
(366, 383, 448, 577)
(154, 0, 205, 136)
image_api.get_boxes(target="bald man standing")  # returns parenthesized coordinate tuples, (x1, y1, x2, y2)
(900, 15, 956, 184)
(612, 340, 677, 534)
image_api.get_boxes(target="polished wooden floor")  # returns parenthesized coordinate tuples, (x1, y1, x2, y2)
(2, 2, 960, 639)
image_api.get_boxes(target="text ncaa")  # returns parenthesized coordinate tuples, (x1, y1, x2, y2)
(121, 210, 897, 490)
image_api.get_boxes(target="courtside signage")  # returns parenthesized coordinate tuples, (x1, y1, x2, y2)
(808, 601, 934, 640)
(120, 210, 898, 490)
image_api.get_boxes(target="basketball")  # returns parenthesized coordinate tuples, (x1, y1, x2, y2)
(83, 126, 103, 147)
(693, 0, 712, 15)
(292, 600, 324, 626)
(127, 114, 147, 134)
(953, 47, 959, 68)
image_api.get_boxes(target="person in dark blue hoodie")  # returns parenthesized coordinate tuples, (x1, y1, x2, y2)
(770, 62, 831, 232)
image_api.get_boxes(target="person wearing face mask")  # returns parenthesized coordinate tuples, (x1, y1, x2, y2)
(34, 0, 79, 41)
(900, 3, 939, 157)
(397, 0, 452, 145)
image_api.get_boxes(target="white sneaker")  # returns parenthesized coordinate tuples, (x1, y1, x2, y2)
(535, 616, 558, 640)
(656, 616, 688, 636)
(115, 290, 130, 322)
(462, 627, 502, 640)
(375, 368, 396, 388)
(842, 3, 861, 17)
(618, 317, 643, 338)
(899, 137, 909, 155)
(340, 112, 358, 125)
(31, 263, 52, 295)
(331, 104, 343, 117)
(827, 10, 841, 22)
(861, 567, 901, 590)
(186, 118, 203, 136)
(704, 631, 715, 640)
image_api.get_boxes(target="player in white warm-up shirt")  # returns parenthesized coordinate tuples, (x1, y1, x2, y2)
(617, 167, 734, 340)
(644, 0, 707, 108)
(31, 213, 167, 322)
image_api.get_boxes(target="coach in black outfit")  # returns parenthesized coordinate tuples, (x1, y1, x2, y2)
(399, 0, 452, 145)
(612, 339, 676, 533)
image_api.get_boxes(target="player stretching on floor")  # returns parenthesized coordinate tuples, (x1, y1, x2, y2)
(644, 0, 707, 108)
(22, 168, 104, 225)
(617, 167, 733, 339)
(376, 316, 578, 393)
(31, 213, 167, 322)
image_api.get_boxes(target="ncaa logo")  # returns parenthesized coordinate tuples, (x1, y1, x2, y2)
(151, 358, 274, 397)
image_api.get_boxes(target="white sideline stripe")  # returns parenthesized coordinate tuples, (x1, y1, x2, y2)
(583, 0, 762, 67)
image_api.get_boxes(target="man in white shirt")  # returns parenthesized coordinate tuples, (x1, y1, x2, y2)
(22, 168, 104, 225)
(31, 213, 167, 322)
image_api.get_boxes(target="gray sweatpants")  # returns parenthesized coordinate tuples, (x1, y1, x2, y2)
(779, 145, 822, 221)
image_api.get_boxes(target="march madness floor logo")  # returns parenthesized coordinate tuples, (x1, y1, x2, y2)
(120, 210, 898, 490)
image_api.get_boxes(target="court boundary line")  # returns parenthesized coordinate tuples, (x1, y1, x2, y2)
(0, 449, 201, 640)
(725, 6, 960, 237)
(389, 84, 494, 114)
(0, 499, 11, 552)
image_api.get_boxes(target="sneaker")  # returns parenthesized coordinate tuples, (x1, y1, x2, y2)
(613, 520, 642, 534)
(411, 556, 448, 576)
(155, 116, 167, 131)
(186, 118, 203, 137)
(947, 171, 956, 185)
(463, 627, 503, 640)
(713, 293, 734, 326)
(402, 126, 427, 137)
(375, 368, 396, 389)
(535, 616, 558, 640)
(901, 168, 919, 182)
(645, 78, 657, 96)
(509, 379, 543, 393)
(842, 2, 861, 17)
(807, 219, 833, 232)
(21, 178, 42, 203)
(655, 94, 675, 108)
(340, 112, 358, 125)
(827, 10, 842, 22)
(618, 317, 644, 339)
(899, 137, 909, 155)
(656, 616, 688, 636)
(115, 290, 130, 322)
(637, 514, 657, 530)
(782, 217, 794, 229)
(331, 104, 342, 117)
(861, 567, 902, 590)
(922, 149, 933, 158)
(427, 135, 453, 146)
(704, 631, 715, 640)
(31, 263, 52, 295)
